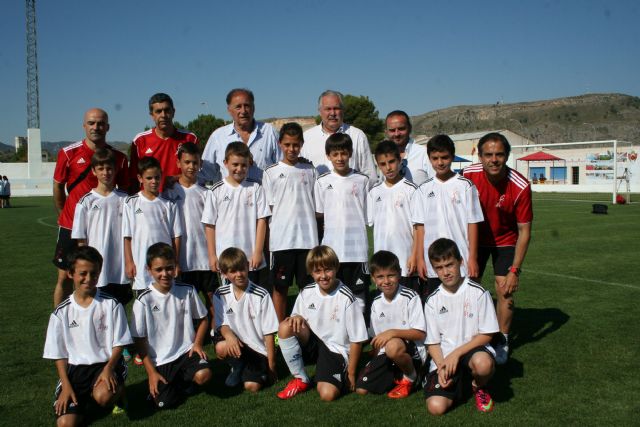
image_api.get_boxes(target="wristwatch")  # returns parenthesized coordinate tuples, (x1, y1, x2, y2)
(508, 266, 521, 276)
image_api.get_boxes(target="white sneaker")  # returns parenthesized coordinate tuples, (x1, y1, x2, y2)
(494, 338, 509, 365)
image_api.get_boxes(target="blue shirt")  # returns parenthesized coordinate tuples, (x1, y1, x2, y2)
(200, 121, 281, 184)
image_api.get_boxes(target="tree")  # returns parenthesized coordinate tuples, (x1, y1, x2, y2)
(185, 114, 226, 146)
(343, 95, 385, 146)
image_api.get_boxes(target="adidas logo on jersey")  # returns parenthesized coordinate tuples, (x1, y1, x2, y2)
(379, 312, 385, 318)
(69, 320, 79, 328)
(427, 191, 436, 198)
(279, 173, 286, 179)
(376, 196, 382, 202)
(77, 158, 86, 164)
(308, 303, 316, 310)
(439, 306, 448, 314)
(226, 308, 234, 314)
(135, 208, 143, 214)
(152, 305, 160, 312)
(223, 195, 231, 202)
(327, 184, 333, 190)
(91, 205, 100, 210)
(145, 148, 153, 154)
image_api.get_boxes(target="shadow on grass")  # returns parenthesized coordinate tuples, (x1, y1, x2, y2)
(511, 307, 570, 351)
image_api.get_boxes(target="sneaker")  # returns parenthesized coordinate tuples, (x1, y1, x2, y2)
(134, 354, 143, 366)
(277, 378, 311, 400)
(112, 404, 126, 415)
(123, 348, 132, 362)
(494, 336, 509, 365)
(474, 387, 494, 413)
(225, 364, 245, 387)
(387, 378, 413, 399)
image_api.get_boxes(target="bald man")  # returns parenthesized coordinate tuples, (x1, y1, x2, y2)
(52, 108, 129, 305)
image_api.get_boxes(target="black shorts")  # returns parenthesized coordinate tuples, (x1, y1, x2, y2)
(53, 358, 127, 417)
(423, 346, 494, 401)
(338, 262, 370, 294)
(212, 335, 270, 385)
(270, 249, 313, 290)
(356, 341, 423, 394)
(179, 270, 218, 294)
(154, 352, 211, 409)
(301, 332, 347, 391)
(52, 227, 77, 270)
(101, 283, 133, 307)
(478, 246, 515, 278)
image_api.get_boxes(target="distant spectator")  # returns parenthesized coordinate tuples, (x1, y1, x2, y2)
(0, 176, 8, 208)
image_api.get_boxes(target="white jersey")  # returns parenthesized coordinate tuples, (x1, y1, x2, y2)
(201, 178, 270, 269)
(213, 282, 279, 356)
(43, 290, 133, 365)
(163, 183, 209, 272)
(129, 282, 208, 366)
(72, 189, 129, 286)
(262, 161, 318, 251)
(410, 175, 484, 278)
(367, 179, 417, 277)
(314, 171, 369, 263)
(424, 278, 499, 372)
(122, 192, 183, 290)
(370, 286, 427, 363)
(291, 281, 368, 363)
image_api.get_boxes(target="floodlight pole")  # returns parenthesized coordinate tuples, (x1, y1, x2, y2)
(612, 140, 617, 204)
(26, 0, 42, 179)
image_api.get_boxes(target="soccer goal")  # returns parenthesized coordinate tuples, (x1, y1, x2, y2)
(508, 140, 638, 204)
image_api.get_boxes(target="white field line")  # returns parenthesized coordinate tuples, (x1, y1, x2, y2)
(37, 216, 58, 229)
(526, 269, 639, 290)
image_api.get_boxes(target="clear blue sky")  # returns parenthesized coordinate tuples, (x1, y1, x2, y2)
(1, 0, 639, 144)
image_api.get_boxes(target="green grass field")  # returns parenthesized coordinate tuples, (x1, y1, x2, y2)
(1, 195, 638, 426)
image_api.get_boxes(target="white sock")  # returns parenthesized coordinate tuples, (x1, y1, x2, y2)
(279, 336, 309, 383)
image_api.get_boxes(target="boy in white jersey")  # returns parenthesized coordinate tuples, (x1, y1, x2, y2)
(213, 247, 278, 391)
(411, 135, 483, 297)
(72, 148, 131, 306)
(123, 156, 182, 293)
(314, 133, 370, 313)
(277, 246, 368, 401)
(367, 140, 421, 293)
(130, 243, 212, 409)
(202, 142, 270, 285)
(163, 142, 216, 329)
(355, 251, 426, 399)
(43, 247, 132, 426)
(423, 238, 498, 414)
(262, 123, 318, 320)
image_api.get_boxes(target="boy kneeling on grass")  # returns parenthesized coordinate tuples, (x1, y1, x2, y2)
(277, 245, 368, 401)
(44, 246, 133, 427)
(129, 243, 212, 409)
(212, 247, 279, 392)
(423, 238, 498, 414)
(355, 250, 426, 399)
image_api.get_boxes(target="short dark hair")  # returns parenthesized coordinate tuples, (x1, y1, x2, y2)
(374, 139, 400, 160)
(385, 110, 412, 133)
(370, 250, 401, 275)
(478, 132, 511, 157)
(325, 133, 353, 155)
(279, 122, 304, 143)
(427, 134, 456, 157)
(226, 88, 254, 105)
(91, 147, 116, 168)
(224, 141, 252, 161)
(137, 156, 162, 175)
(146, 242, 175, 267)
(148, 93, 174, 112)
(428, 238, 462, 263)
(218, 247, 249, 274)
(177, 142, 201, 160)
(68, 246, 103, 273)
